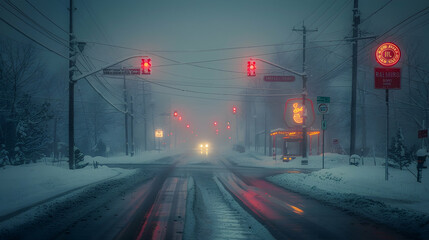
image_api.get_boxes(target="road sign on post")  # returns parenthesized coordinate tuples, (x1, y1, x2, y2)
(317, 96, 330, 169)
(418, 129, 428, 139)
(317, 103, 329, 114)
(375, 42, 402, 182)
(374, 68, 401, 89)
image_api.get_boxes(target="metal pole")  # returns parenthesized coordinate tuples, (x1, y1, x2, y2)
(350, 0, 359, 156)
(124, 72, 128, 155)
(142, 82, 147, 151)
(68, 0, 75, 169)
(264, 104, 267, 156)
(323, 114, 325, 169)
(385, 89, 389, 181)
(130, 96, 134, 156)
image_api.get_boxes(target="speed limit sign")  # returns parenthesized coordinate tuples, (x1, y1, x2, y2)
(317, 103, 329, 114)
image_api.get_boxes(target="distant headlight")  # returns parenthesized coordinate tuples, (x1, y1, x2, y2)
(200, 144, 203, 147)
(205, 144, 209, 147)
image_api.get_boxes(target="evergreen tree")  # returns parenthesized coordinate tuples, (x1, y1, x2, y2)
(388, 128, 411, 169)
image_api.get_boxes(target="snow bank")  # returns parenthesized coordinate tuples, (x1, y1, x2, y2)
(0, 162, 136, 217)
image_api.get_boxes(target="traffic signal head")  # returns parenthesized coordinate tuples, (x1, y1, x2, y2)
(247, 60, 256, 76)
(173, 111, 178, 117)
(214, 121, 217, 126)
(178, 116, 182, 121)
(227, 125, 231, 130)
(232, 106, 237, 114)
(186, 124, 190, 128)
(141, 58, 152, 74)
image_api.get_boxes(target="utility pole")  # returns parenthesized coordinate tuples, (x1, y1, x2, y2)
(141, 81, 147, 151)
(350, 0, 360, 156)
(293, 24, 317, 160)
(130, 96, 134, 156)
(123, 70, 129, 155)
(68, 0, 76, 169)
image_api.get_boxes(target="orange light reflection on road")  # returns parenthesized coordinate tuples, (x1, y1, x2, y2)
(286, 203, 304, 215)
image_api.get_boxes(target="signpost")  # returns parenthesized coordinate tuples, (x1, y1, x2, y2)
(317, 96, 330, 169)
(264, 75, 295, 82)
(375, 42, 401, 181)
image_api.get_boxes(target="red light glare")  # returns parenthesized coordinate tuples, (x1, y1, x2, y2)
(186, 124, 190, 128)
(178, 116, 182, 121)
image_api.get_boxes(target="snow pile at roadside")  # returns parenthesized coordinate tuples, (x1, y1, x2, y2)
(267, 164, 429, 235)
(0, 162, 136, 217)
(88, 149, 185, 164)
(224, 150, 351, 169)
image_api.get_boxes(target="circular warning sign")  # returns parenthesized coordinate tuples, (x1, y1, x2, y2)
(375, 42, 401, 67)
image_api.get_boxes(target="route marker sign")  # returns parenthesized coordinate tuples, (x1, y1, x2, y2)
(317, 103, 329, 114)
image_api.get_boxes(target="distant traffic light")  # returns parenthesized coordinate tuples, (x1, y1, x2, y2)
(247, 60, 256, 76)
(178, 116, 182, 121)
(232, 106, 237, 114)
(186, 124, 190, 128)
(227, 125, 231, 130)
(141, 58, 152, 74)
(214, 121, 218, 126)
(216, 129, 219, 135)
(173, 111, 178, 117)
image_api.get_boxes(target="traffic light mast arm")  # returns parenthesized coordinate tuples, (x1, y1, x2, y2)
(72, 55, 149, 82)
(252, 58, 306, 77)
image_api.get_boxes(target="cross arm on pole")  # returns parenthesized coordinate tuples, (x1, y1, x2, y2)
(72, 55, 148, 82)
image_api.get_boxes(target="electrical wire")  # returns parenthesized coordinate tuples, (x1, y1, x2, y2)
(361, 0, 393, 24)
(0, 15, 69, 60)
(23, 0, 69, 34)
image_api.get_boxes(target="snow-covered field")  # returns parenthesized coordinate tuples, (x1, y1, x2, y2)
(225, 150, 429, 235)
(0, 150, 182, 218)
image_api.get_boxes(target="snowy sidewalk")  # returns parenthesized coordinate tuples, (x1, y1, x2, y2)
(224, 150, 429, 236)
(0, 150, 183, 219)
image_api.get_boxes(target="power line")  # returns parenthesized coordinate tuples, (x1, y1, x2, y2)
(0, 15, 69, 60)
(23, 0, 69, 34)
(3, 0, 69, 45)
(361, 0, 393, 24)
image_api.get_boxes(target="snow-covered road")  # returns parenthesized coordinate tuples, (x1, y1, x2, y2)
(1, 151, 416, 240)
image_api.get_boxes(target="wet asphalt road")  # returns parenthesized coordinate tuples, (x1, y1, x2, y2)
(1, 152, 412, 240)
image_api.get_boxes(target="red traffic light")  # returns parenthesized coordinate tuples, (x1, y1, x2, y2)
(141, 58, 152, 75)
(247, 60, 256, 76)
(178, 116, 182, 121)
(227, 125, 231, 130)
(173, 111, 178, 117)
(232, 106, 237, 114)
(214, 121, 218, 126)
(186, 124, 190, 128)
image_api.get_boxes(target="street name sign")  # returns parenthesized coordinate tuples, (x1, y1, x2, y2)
(264, 75, 295, 82)
(103, 68, 141, 75)
(374, 68, 401, 89)
(317, 96, 330, 103)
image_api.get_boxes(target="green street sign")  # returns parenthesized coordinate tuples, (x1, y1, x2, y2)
(317, 96, 330, 103)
